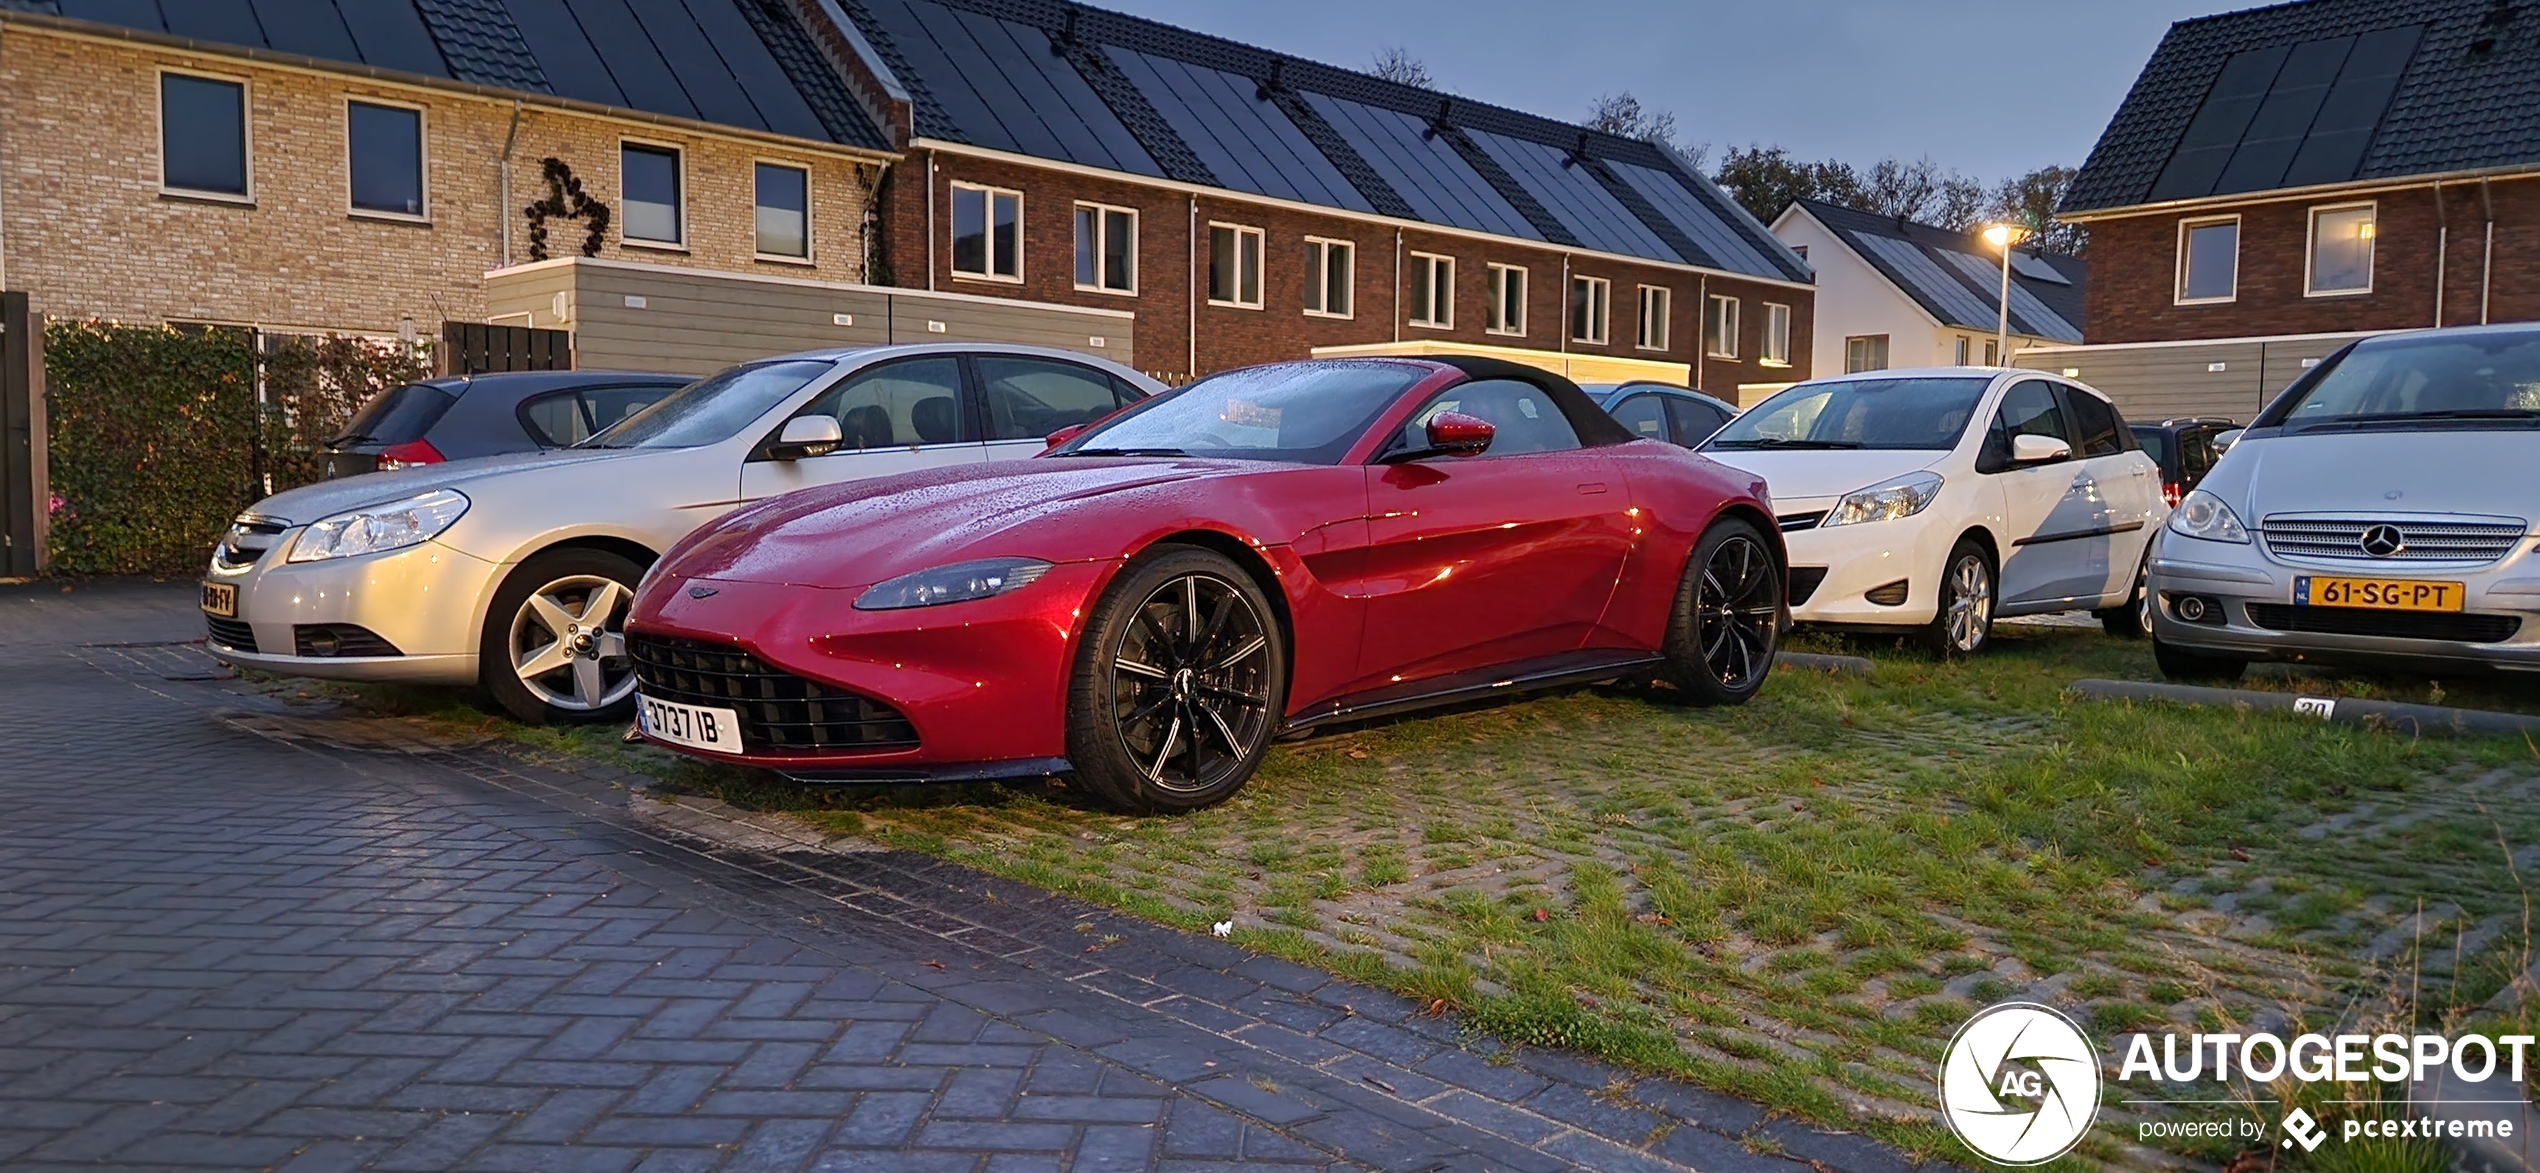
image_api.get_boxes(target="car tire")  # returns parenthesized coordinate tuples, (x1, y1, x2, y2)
(2153, 635, 2247, 683)
(1660, 517, 1780, 705)
(1921, 539, 1996, 656)
(1065, 546, 1287, 814)
(2096, 556, 2152, 639)
(480, 547, 645, 725)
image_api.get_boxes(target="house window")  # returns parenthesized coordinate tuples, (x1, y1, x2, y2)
(1074, 202, 1136, 293)
(345, 100, 423, 217)
(2176, 216, 2239, 304)
(1791, 244, 1808, 260)
(620, 142, 682, 245)
(950, 183, 1022, 281)
(1702, 294, 1738, 358)
(1762, 303, 1792, 367)
(162, 72, 248, 198)
(1570, 275, 1610, 344)
(1487, 264, 1527, 336)
(1634, 286, 1671, 351)
(1984, 339, 1999, 365)
(2308, 203, 2375, 296)
(1954, 336, 1970, 365)
(1303, 237, 1353, 317)
(1409, 253, 1453, 328)
(1845, 334, 1889, 373)
(754, 162, 809, 259)
(1208, 223, 1263, 308)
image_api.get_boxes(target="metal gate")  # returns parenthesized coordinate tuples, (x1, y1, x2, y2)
(440, 321, 572, 376)
(1, 292, 46, 578)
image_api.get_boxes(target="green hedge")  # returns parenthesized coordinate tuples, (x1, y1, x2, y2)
(44, 321, 429, 577)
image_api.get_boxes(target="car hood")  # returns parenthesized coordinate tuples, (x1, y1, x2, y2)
(243, 448, 646, 524)
(2207, 431, 2540, 523)
(661, 457, 1265, 590)
(1694, 448, 1945, 504)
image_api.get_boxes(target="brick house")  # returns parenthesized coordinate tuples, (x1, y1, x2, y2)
(2021, 0, 2540, 419)
(0, 0, 898, 341)
(813, 0, 1815, 390)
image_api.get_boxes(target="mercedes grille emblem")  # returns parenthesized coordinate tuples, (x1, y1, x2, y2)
(2360, 524, 2406, 558)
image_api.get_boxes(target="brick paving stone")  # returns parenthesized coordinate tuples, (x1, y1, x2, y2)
(0, 582, 1956, 1173)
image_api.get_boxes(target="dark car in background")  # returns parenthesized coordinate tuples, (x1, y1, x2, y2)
(322, 370, 693, 478)
(2128, 416, 2235, 507)
(1581, 381, 1742, 449)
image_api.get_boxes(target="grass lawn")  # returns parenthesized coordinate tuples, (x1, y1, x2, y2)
(368, 621, 2540, 1170)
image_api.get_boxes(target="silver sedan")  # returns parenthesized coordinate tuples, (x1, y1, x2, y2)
(202, 344, 1163, 722)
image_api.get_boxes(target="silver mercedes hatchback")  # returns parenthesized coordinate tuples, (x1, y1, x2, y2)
(201, 343, 1162, 722)
(2147, 324, 2540, 680)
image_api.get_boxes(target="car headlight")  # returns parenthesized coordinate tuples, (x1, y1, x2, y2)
(2166, 488, 2250, 544)
(286, 489, 469, 563)
(853, 558, 1053, 611)
(1821, 472, 1944, 527)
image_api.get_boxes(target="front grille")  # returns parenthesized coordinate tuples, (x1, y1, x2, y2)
(214, 515, 289, 570)
(2259, 515, 2526, 564)
(631, 634, 918, 753)
(1787, 567, 1829, 606)
(294, 624, 401, 657)
(205, 616, 257, 653)
(1778, 511, 1827, 533)
(2246, 603, 2521, 643)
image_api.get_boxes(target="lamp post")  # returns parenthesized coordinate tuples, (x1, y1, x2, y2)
(1981, 223, 2026, 367)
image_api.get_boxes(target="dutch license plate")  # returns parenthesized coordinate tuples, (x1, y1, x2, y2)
(2295, 576, 2466, 612)
(638, 693, 745, 754)
(201, 580, 238, 618)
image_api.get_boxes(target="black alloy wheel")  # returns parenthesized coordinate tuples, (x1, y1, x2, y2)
(1067, 548, 1285, 813)
(1662, 518, 1780, 705)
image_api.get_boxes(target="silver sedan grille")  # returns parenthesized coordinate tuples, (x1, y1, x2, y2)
(2258, 514, 2528, 564)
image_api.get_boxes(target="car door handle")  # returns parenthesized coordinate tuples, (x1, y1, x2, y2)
(1577, 483, 1609, 495)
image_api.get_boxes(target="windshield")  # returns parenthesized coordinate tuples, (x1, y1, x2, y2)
(1706, 376, 1989, 451)
(1051, 360, 1427, 464)
(582, 361, 829, 449)
(2269, 333, 2540, 431)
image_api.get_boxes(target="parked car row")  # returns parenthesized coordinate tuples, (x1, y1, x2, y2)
(205, 322, 2539, 811)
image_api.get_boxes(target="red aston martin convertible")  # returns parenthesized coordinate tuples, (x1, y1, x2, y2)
(625, 357, 1784, 812)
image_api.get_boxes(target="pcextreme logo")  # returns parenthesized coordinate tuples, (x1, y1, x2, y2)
(1938, 1003, 2102, 1165)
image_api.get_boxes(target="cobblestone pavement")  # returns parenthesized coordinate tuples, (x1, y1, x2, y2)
(0, 581, 1941, 1173)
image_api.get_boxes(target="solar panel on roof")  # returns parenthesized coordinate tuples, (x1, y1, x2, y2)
(1609, 161, 1778, 276)
(162, 0, 268, 45)
(622, 0, 764, 130)
(2007, 252, 2070, 285)
(1467, 129, 1677, 261)
(251, 0, 359, 62)
(334, 0, 449, 77)
(60, 0, 168, 28)
(2148, 44, 2288, 202)
(1856, 234, 2003, 331)
(506, 0, 627, 105)
(679, 0, 831, 141)
(1108, 49, 1364, 210)
(2213, 36, 2351, 195)
(563, 0, 698, 118)
(2283, 25, 2420, 188)
(1303, 95, 1537, 239)
(900, 1, 1157, 174)
(1933, 249, 2081, 342)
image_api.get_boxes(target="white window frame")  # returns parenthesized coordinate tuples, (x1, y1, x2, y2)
(1074, 200, 1138, 295)
(1702, 293, 1737, 359)
(1487, 263, 1527, 337)
(752, 158, 814, 264)
(1762, 302, 1792, 368)
(1408, 252, 1454, 329)
(2305, 201, 2377, 298)
(343, 95, 427, 222)
(617, 137, 687, 250)
(1845, 334, 1890, 373)
(2174, 214, 2241, 305)
(1304, 236, 1355, 319)
(949, 181, 1024, 283)
(1953, 336, 1970, 366)
(1207, 222, 1264, 309)
(1637, 285, 1672, 351)
(1570, 275, 1610, 345)
(158, 67, 254, 204)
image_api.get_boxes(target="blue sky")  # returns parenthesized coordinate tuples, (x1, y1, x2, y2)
(1098, 0, 2226, 182)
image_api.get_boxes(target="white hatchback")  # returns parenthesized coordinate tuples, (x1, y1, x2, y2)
(1702, 368, 2167, 653)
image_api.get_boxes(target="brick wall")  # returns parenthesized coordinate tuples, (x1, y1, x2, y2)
(886, 150, 1812, 387)
(2083, 175, 2540, 343)
(0, 23, 881, 336)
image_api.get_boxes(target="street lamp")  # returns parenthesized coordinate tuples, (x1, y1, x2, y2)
(1982, 223, 2027, 367)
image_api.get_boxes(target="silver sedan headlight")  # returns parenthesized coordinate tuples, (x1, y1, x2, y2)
(854, 558, 1052, 610)
(1821, 472, 1944, 527)
(286, 489, 470, 563)
(2166, 489, 2250, 544)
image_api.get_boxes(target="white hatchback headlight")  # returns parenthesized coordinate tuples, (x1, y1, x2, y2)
(2166, 489, 2249, 544)
(1821, 472, 1944, 527)
(287, 489, 470, 563)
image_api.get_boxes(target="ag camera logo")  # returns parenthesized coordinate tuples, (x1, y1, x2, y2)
(1939, 1003, 2102, 1165)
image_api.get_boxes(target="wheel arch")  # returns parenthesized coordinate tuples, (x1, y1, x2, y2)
(465, 535, 663, 667)
(1138, 529, 1296, 653)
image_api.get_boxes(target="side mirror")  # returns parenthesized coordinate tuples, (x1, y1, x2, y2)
(2011, 433, 2071, 464)
(1045, 422, 1090, 450)
(767, 415, 843, 461)
(1425, 411, 1495, 457)
(2214, 428, 2244, 452)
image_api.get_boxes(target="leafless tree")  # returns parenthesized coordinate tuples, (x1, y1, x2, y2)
(1586, 92, 1696, 162)
(1370, 46, 1434, 89)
